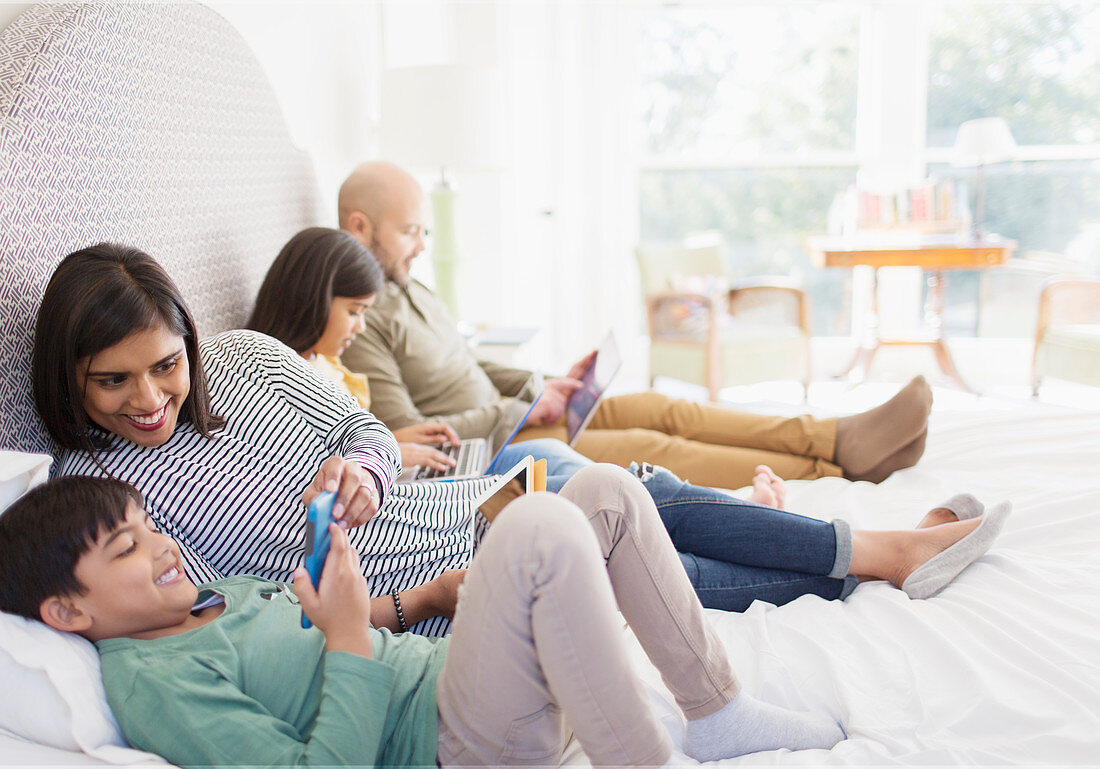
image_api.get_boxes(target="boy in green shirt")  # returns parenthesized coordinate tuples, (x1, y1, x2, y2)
(0, 467, 845, 767)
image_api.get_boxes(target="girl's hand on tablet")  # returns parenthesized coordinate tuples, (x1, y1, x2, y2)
(393, 422, 460, 446)
(399, 442, 457, 472)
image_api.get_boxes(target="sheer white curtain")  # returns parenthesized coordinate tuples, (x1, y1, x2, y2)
(378, 1, 643, 373)
(222, 0, 645, 374)
(496, 1, 643, 373)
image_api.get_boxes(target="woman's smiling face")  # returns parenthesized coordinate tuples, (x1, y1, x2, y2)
(77, 324, 191, 447)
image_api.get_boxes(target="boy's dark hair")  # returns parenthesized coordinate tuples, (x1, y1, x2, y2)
(0, 476, 143, 620)
(247, 227, 385, 353)
(32, 242, 225, 455)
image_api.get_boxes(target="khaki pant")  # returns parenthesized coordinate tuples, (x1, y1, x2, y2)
(436, 464, 739, 767)
(517, 392, 841, 488)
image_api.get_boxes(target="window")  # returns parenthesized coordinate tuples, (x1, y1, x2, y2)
(636, 2, 1100, 338)
(637, 5, 861, 334)
(926, 3, 1100, 335)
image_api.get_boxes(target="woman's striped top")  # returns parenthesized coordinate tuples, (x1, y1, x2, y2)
(60, 330, 494, 637)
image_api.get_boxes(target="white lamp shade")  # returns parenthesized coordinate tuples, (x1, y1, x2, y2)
(380, 65, 505, 171)
(953, 117, 1017, 165)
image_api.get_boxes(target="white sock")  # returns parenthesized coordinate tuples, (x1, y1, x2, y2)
(682, 692, 845, 761)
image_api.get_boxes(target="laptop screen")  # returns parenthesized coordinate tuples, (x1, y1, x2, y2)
(484, 371, 544, 472)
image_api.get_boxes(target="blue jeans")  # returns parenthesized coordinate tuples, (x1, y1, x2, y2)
(495, 440, 858, 611)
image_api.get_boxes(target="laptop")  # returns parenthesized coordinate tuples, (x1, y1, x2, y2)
(566, 331, 622, 447)
(397, 371, 544, 483)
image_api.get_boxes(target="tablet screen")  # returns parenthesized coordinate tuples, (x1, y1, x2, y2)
(474, 456, 533, 523)
(566, 331, 621, 444)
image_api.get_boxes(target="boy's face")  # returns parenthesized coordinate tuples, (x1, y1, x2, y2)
(65, 500, 199, 641)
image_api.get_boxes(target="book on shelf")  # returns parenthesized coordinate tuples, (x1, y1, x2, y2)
(840, 178, 967, 234)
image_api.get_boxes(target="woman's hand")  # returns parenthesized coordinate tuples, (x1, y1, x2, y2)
(293, 524, 373, 657)
(393, 422, 460, 446)
(303, 455, 380, 530)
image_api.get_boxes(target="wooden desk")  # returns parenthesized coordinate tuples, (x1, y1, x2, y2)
(808, 234, 1017, 391)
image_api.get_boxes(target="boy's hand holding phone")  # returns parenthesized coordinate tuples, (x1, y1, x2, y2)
(294, 524, 374, 658)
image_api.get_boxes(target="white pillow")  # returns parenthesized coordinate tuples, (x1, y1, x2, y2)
(0, 611, 123, 753)
(0, 452, 165, 764)
(0, 450, 52, 511)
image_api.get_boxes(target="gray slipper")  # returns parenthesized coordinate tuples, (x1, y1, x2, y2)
(902, 500, 1011, 599)
(936, 493, 985, 521)
(915, 493, 983, 529)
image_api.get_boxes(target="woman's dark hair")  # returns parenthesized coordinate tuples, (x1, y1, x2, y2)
(0, 476, 143, 620)
(247, 227, 384, 353)
(31, 242, 225, 454)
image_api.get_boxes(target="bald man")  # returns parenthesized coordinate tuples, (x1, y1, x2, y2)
(338, 161, 932, 487)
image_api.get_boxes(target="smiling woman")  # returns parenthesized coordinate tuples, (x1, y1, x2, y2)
(32, 243, 224, 457)
(31, 241, 495, 638)
(77, 326, 191, 448)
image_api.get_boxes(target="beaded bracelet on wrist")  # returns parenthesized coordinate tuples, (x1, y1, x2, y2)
(391, 589, 409, 633)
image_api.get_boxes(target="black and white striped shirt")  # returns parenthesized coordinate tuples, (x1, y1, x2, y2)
(61, 330, 494, 636)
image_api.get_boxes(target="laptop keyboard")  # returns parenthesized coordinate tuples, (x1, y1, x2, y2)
(417, 441, 484, 480)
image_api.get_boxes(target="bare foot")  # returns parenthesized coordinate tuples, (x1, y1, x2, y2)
(747, 464, 786, 510)
(890, 518, 982, 587)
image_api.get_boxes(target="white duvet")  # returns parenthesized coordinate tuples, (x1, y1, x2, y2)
(578, 404, 1100, 766)
(3, 402, 1098, 766)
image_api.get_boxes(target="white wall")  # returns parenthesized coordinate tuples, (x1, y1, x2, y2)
(215, 1, 643, 373)
(2, 1, 638, 373)
(0, 4, 33, 33)
(209, 2, 382, 225)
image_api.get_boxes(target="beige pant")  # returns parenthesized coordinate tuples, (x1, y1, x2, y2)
(436, 464, 739, 767)
(517, 392, 841, 488)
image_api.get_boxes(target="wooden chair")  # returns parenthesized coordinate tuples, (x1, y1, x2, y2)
(635, 240, 811, 401)
(1032, 276, 1100, 396)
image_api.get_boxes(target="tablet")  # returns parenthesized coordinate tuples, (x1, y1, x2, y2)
(566, 330, 622, 446)
(472, 455, 547, 523)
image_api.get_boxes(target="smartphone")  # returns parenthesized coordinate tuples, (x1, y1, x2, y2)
(300, 490, 337, 629)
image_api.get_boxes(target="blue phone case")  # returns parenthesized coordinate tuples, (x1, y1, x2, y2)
(300, 491, 336, 629)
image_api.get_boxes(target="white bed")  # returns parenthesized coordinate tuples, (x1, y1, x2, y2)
(1, 3, 1098, 766)
(591, 401, 1100, 765)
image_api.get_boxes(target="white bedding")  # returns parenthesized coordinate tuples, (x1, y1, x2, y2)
(3, 400, 1097, 766)
(585, 402, 1100, 765)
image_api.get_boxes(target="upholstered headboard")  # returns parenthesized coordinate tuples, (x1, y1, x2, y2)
(0, 2, 323, 455)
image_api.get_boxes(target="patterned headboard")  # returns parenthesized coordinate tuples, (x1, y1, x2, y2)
(0, 3, 323, 455)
